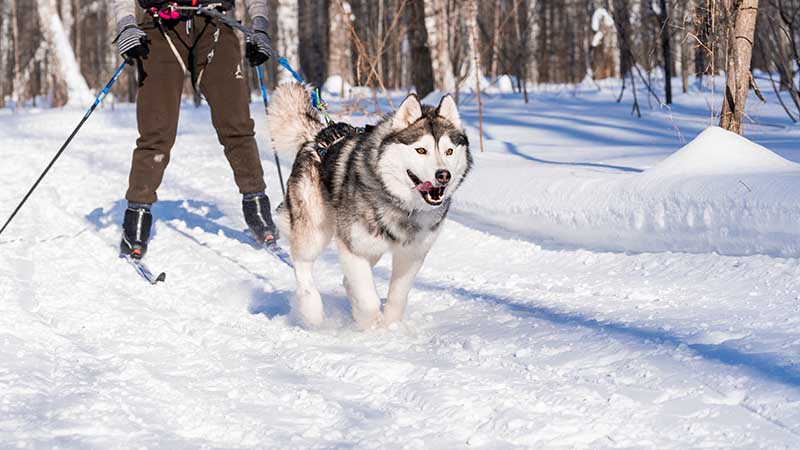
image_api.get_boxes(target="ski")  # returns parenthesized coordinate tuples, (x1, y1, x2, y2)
(121, 254, 166, 284)
(245, 230, 294, 268)
(263, 239, 294, 268)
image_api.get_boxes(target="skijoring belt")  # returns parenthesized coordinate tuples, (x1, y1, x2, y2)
(141, 1, 233, 22)
(138, 0, 234, 10)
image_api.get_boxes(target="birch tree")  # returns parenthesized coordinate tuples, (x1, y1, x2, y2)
(0, 0, 9, 107)
(35, 0, 91, 106)
(526, 0, 539, 84)
(276, 0, 299, 84)
(424, 0, 454, 91)
(719, 0, 760, 134)
(328, 0, 354, 94)
(467, 0, 483, 151)
(446, 0, 471, 103)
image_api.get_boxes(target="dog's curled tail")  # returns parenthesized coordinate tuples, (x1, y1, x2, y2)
(268, 83, 325, 159)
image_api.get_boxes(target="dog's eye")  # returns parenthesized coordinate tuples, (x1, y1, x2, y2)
(445, 148, 454, 156)
(415, 148, 427, 155)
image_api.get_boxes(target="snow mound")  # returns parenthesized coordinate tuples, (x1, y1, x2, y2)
(456, 127, 800, 257)
(643, 127, 798, 177)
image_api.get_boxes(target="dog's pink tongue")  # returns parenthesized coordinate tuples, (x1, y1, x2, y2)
(416, 181, 434, 192)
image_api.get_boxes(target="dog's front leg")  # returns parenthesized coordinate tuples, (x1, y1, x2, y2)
(337, 241, 382, 329)
(383, 247, 426, 324)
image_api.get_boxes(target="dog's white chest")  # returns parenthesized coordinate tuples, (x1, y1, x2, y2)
(347, 222, 392, 257)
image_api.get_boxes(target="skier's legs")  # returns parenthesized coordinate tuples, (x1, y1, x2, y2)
(197, 23, 266, 195)
(125, 25, 186, 204)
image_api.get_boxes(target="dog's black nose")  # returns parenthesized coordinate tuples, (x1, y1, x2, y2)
(435, 169, 451, 185)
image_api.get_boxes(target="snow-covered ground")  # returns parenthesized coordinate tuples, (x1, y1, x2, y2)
(2, 79, 800, 449)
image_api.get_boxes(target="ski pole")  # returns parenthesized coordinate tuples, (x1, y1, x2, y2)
(0, 60, 129, 238)
(255, 65, 286, 199)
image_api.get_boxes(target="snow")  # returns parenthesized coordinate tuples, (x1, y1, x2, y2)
(322, 75, 352, 97)
(651, 0, 662, 16)
(591, 31, 605, 48)
(496, 75, 515, 93)
(590, 8, 614, 48)
(591, 7, 614, 32)
(2, 77, 800, 448)
(457, 123, 800, 257)
(644, 126, 798, 176)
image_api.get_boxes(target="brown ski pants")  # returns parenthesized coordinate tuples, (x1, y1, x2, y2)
(125, 16, 266, 204)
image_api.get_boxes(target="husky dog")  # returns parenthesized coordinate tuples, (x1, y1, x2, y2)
(269, 84, 472, 328)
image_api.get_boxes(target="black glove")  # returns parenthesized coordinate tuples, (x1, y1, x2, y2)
(115, 16, 149, 61)
(246, 16, 272, 67)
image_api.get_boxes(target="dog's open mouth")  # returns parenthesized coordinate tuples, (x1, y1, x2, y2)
(407, 170, 445, 206)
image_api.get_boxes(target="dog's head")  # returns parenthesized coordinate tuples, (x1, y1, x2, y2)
(378, 94, 472, 211)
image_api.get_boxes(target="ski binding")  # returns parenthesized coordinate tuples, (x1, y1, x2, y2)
(121, 254, 166, 284)
(245, 230, 294, 268)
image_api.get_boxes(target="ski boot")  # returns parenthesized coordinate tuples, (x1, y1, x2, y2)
(243, 192, 278, 243)
(119, 204, 153, 260)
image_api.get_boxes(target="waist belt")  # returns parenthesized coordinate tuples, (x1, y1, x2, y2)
(138, 0, 234, 10)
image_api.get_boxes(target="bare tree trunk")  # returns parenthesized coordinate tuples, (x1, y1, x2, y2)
(694, 0, 710, 88)
(277, 0, 299, 84)
(59, 0, 72, 43)
(445, 0, 469, 103)
(424, 0, 454, 91)
(489, 0, 501, 79)
(467, 0, 483, 152)
(328, 0, 353, 95)
(719, 0, 759, 134)
(612, 0, 633, 81)
(298, 0, 328, 87)
(36, 0, 67, 106)
(537, 0, 549, 82)
(526, 0, 539, 85)
(680, 0, 693, 93)
(512, 0, 533, 102)
(658, 0, 673, 104)
(406, 0, 434, 98)
(0, 0, 8, 107)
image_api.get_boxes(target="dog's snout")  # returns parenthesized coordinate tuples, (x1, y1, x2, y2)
(435, 169, 452, 185)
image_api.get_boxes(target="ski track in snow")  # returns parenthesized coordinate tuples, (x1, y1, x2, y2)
(2, 89, 800, 449)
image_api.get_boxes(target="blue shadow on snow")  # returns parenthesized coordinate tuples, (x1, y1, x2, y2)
(461, 114, 644, 173)
(408, 275, 800, 389)
(87, 199, 292, 318)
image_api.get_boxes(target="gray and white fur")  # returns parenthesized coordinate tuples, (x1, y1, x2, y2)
(269, 84, 472, 328)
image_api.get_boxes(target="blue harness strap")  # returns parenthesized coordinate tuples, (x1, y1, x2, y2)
(277, 57, 331, 124)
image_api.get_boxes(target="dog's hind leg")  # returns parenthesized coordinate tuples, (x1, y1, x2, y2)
(337, 241, 383, 329)
(383, 247, 427, 325)
(286, 149, 332, 327)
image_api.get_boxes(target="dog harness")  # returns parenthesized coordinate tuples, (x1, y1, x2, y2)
(314, 123, 372, 157)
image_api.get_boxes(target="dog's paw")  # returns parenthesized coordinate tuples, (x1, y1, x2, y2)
(382, 308, 404, 326)
(353, 310, 384, 331)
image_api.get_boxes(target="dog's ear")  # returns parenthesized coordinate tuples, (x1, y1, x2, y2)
(436, 94, 461, 128)
(393, 94, 423, 130)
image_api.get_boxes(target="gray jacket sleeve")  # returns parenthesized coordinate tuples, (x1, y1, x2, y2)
(112, 0, 137, 29)
(244, 0, 268, 20)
